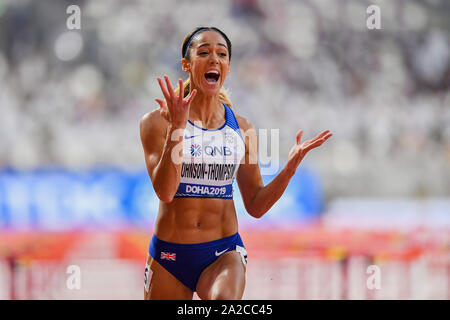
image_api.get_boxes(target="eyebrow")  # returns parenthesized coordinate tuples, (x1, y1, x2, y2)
(197, 42, 228, 50)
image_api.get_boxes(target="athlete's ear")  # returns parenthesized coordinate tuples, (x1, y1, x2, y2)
(181, 59, 190, 73)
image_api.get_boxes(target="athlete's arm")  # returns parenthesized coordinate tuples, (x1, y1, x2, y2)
(140, 110, 183, 203)
(235, 116, 291, 218)
(139, 76, 197, 203)
(236, 116, 332, 218)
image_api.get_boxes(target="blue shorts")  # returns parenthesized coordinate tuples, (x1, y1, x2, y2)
(148, 232, 247, 292)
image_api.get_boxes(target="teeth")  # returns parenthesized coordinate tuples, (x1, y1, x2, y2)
(207, 70, 219, 75)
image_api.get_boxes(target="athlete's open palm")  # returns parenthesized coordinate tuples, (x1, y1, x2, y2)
(155, 75, 197, 129)
(286, 129, 332, 175)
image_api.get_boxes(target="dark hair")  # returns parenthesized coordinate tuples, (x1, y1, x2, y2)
(181, 27, 232, 61)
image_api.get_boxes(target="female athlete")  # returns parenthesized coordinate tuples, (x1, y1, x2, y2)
(140, 26, 332, 300)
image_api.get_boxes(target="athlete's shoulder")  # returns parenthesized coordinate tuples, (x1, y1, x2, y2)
(232, 111, 255, 132)
(140, 107, 167, 126)
(232, 110, 257, 156)
(139, 107, 169, 139)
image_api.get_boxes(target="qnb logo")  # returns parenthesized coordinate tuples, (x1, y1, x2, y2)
(224, 132, 235, 144)
(204, 146, 232, 156)
(190, 144, 202, 156)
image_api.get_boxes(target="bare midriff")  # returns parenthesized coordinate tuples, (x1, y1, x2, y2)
(153, 197, 239, 244)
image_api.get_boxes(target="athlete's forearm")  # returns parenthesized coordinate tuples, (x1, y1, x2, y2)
(152, 125, 184, 202)
(247, 166, 294, 218)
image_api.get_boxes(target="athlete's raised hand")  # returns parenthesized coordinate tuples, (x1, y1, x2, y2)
(155, 75, 197, 129)
(285, 129, 332, 176)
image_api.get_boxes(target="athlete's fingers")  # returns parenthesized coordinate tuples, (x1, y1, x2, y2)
(303, 133, 332, 152)
(155, 99, 170, 121)
(310, 132, 332, 146)
(304, 140, 323, 152)
(296, 129, 303, 145)
(315, 130, 330, 140)
(307, 130, 330, 145)
(290, 131, 332, 169)
(323, 133, 333, 141)
(155, 98, 166, 109)
(157, 77, 170, 102)
(185, 89, 197, 106)
(307, 131, 331, 147)
(164, 75, 176, 100)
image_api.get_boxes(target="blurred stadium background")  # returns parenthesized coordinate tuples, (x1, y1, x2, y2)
(0, 0, 449, 299)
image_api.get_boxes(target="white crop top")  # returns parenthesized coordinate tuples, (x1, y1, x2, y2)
(174, 104, 246, 199)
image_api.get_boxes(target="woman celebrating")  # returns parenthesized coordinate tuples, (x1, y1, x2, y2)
(140, 26, 332, 300)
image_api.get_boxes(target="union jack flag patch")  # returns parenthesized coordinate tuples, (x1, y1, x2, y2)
(160, 251, 176, 261)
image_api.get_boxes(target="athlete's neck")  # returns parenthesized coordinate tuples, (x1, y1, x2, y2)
(188, 90, 224, 129)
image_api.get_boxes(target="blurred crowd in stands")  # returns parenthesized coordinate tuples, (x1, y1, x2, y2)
(0, 0, 449, 198)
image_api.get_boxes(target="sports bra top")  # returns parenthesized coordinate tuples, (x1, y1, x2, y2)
(174, 104, 245, 199)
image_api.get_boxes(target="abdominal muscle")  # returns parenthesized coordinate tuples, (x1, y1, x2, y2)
(153, 197, 239, 244)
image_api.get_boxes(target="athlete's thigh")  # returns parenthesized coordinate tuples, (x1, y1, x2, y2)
(196, 251, 246, 300)
(144, 253, 193, 300)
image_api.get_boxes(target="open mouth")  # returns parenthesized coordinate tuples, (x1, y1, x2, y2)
(204, 70, 220, 84)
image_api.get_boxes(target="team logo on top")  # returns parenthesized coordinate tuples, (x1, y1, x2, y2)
(160, 252, 176, 261)
(224, 131, 235, 144)
(190, 144, 202, 156)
